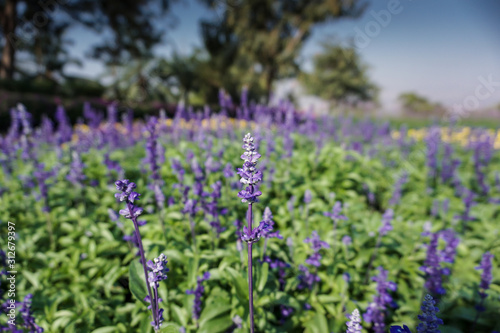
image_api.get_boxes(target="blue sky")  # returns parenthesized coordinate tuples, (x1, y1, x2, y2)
(65, 0, 500, 112)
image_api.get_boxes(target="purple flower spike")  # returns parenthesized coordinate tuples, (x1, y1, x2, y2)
(304, 190, 312, 204)
(379, 209, 394, 236)
(237, 133, 262, 203)
(115, 180, 165, 331)
(420, 233, 447, 295)
(342, 235, 352, 246)
(417, 294, 443, 333)
(476, 252, 494, 299)
(304, 231, 330, 252)
(390, 326, 412, 333)
(241, 221, 273, 244)
(364, 267, 397, 333)
(324, 201, 348, 221)
(19, 294, 44, 333)
(145, 253, 169, 331)
(186, 272, 210, 322)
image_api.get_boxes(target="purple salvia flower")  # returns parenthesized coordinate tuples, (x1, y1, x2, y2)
(455, 189, 476, 232)
(115, 179, 163, 331)
(342, 235, 352, 246)
(19, 294, 44, 333)
(324, 201, 348, 221)
(237, 134, 262, 203)
(55, 105, 72, 144)
(297, 264, 320, 290)
(417, 294, 443, 333)
(324, 201, 348, 249)
(237, 133, 267, 333)
(390, 326, 412, 333)
(379, 209, 394, 236)
(223, 162, 234, 178)
(171, 158, 185, 183)
(389, 172, 408, 206)
(33, 163, 53, 213)
(241, 221, 273, 243)
(145, 253, 169, 331)
(304, 231, 330, 253)
(145, 117, 165, 210)
(304, 190, 312, 204)
(363, 267, 397, 333)
(476, 252, 494, 299)
(439, 229, 459, 264)
(424, 127, 440, 181)
(441, 143, 460, 184)
(346, 308, 362, 333)
(186, 272, 210, 323)
(420, 233, 447, 295)
(67, 151, 86, 186)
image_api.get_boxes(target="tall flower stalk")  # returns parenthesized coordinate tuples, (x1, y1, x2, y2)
(115, 179, 167, 332)
(237, 133, 272, 333)
(364, 209, 394, 283)
(472, 252, 494, 331)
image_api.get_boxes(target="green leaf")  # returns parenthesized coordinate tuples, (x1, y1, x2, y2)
(22, 270, 40, 289)
(306, 313, 328, 333)
(224, 267, 248, 302)
(91, 327, 119, 333)
(257, 262, 269, 292)
(198, 315, 233, 333)
(198, 302, 231, 327)
(159, 323, 181, 333)
(129, 259, 148, 305)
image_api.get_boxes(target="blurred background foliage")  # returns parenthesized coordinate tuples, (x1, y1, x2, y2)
(0, 0, 380, 111)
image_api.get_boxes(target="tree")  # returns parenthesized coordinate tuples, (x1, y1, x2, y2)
(0, 0, 174, 81)
(200, 0, 366, 102)
(0, 0, 19, 79)
(152, 52, 203, 106)
(300, 42, 378, 106)
(398, 92, 441, 114)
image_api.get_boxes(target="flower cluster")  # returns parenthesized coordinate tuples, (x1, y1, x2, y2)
(18, 294, 44, 333)
(145, 254, 169, 331)
(417, 294, 443, 333)
(241, 221, 273, 244)
(262, 256, 290, 291)
(304, 231, 330, 267)
(323, 201, 348, 222)
(476, 252, 494, 299)
(364, 267, 397, 333)
(67, 151, 86, 187)
(379, 209, 394, 236)
(389, 172, 408, 206)
(237, 133, 262, 203)
(186, 272, 210, 322)
(390, 294, 442, 333)
(297, 264, 321, 290)
(261, 207, 282, 239)
(346, 308, 362, 333)
(115, 180, 143, 219)
(420, 233, 447, 295)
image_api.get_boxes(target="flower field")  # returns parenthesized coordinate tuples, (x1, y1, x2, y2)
(0, 99, 499, 333)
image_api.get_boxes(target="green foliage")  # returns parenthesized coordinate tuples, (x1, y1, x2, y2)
(200, 0, 366, 101)
(1, 124, 499, 332)
(300, 42, 379, 106)
(398, 91, 442, 114)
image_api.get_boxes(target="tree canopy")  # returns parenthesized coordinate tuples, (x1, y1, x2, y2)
(300, 42, 379, 106)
